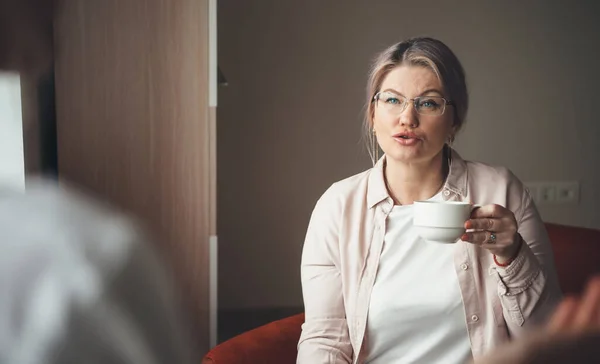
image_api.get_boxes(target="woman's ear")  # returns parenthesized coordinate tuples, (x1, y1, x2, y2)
(449, 123, 458, 142)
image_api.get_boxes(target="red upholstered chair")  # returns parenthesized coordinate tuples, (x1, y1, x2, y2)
(202, 313, 305, 364)
(544, 223, 600, 294)
(203, 223, 600, 363)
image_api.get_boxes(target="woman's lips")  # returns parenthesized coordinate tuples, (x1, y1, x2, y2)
(393, 135, 421, 146)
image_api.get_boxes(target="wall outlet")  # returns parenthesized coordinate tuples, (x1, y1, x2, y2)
(539, 184, 557, 203)
(555, 181, 580, 203)
(524, 181, 580, 205)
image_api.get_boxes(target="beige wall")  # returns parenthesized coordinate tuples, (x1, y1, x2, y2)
(217, 0, 600, 310)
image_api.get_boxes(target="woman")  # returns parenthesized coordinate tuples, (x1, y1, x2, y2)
(297, 37, 561, 364)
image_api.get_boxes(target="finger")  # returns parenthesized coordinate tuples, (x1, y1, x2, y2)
(461, 230, 490, 244)
(470, 204, 507, 219)
(461, 230, 510, 246)
(573, 276, 600, 329)
(547, 296, 580, 333)
(465, 217, 503, 231)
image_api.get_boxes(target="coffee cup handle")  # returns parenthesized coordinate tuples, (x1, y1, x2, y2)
(465, 204, 482, 233)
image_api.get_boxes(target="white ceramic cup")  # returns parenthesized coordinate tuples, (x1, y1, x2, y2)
(413, 201, 474, 243)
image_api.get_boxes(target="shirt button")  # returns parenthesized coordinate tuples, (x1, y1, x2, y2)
(461, 263, 469, 271)
(443, 190, 451, 196)
(471, 315, 479, 322)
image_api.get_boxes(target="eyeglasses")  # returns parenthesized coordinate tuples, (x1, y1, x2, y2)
(373, 91, 454, 116)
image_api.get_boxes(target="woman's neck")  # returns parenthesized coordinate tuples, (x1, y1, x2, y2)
(384, 149, 448, 205)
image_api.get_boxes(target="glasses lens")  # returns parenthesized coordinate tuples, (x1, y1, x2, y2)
(415, 97, 446, 115)
(377, 92, 407, 113)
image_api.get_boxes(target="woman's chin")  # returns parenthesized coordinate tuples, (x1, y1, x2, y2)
(384, 146, 441, 165)
(385, 148, 424, 163)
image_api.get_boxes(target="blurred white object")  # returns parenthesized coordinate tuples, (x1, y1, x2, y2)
(0, 72, 25, 190)
(0, 179, 195, 364)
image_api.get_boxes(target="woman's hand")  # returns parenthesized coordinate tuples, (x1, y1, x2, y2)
(548, 275, 600, 334)
(460, 204, 522, 263)
(472, 275, 600, 364)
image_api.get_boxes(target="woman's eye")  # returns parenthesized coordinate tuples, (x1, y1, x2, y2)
(419, 99, 440, 108)
(385, 97, 400, 104)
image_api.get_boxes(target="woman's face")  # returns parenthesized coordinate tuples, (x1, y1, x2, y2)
(372, 65, 454, 166)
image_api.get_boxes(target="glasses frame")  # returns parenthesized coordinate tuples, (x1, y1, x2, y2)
(372, 91, 454, 116)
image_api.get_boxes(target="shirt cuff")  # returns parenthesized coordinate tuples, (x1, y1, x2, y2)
(490, 239, 542, 294)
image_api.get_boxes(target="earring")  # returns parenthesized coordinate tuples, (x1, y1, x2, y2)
(447, 134, 455, 146)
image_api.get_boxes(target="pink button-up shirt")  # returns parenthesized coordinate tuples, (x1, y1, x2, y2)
(297, 149, 562, 364)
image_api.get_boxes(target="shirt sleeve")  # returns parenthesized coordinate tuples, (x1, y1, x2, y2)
(297, 185, 353, 364)
(491, 186, 563, 333)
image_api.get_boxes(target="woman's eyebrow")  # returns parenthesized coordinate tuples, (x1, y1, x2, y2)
(380, 88, 444, 97)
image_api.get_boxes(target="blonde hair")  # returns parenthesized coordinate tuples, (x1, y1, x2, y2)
(364, 37, 468, 162)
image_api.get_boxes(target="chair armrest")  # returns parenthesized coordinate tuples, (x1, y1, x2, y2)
(202, 313, 304, 364)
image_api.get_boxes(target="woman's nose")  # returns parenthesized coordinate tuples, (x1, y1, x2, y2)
(398, 101, 419, 128)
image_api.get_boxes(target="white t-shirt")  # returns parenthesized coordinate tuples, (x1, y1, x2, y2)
(365, 192, 472, 364)
(0, 180, 196, 364)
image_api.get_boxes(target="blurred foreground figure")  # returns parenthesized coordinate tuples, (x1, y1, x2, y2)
(475, 276, 600, 364)
(0, 182, 194, 364)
